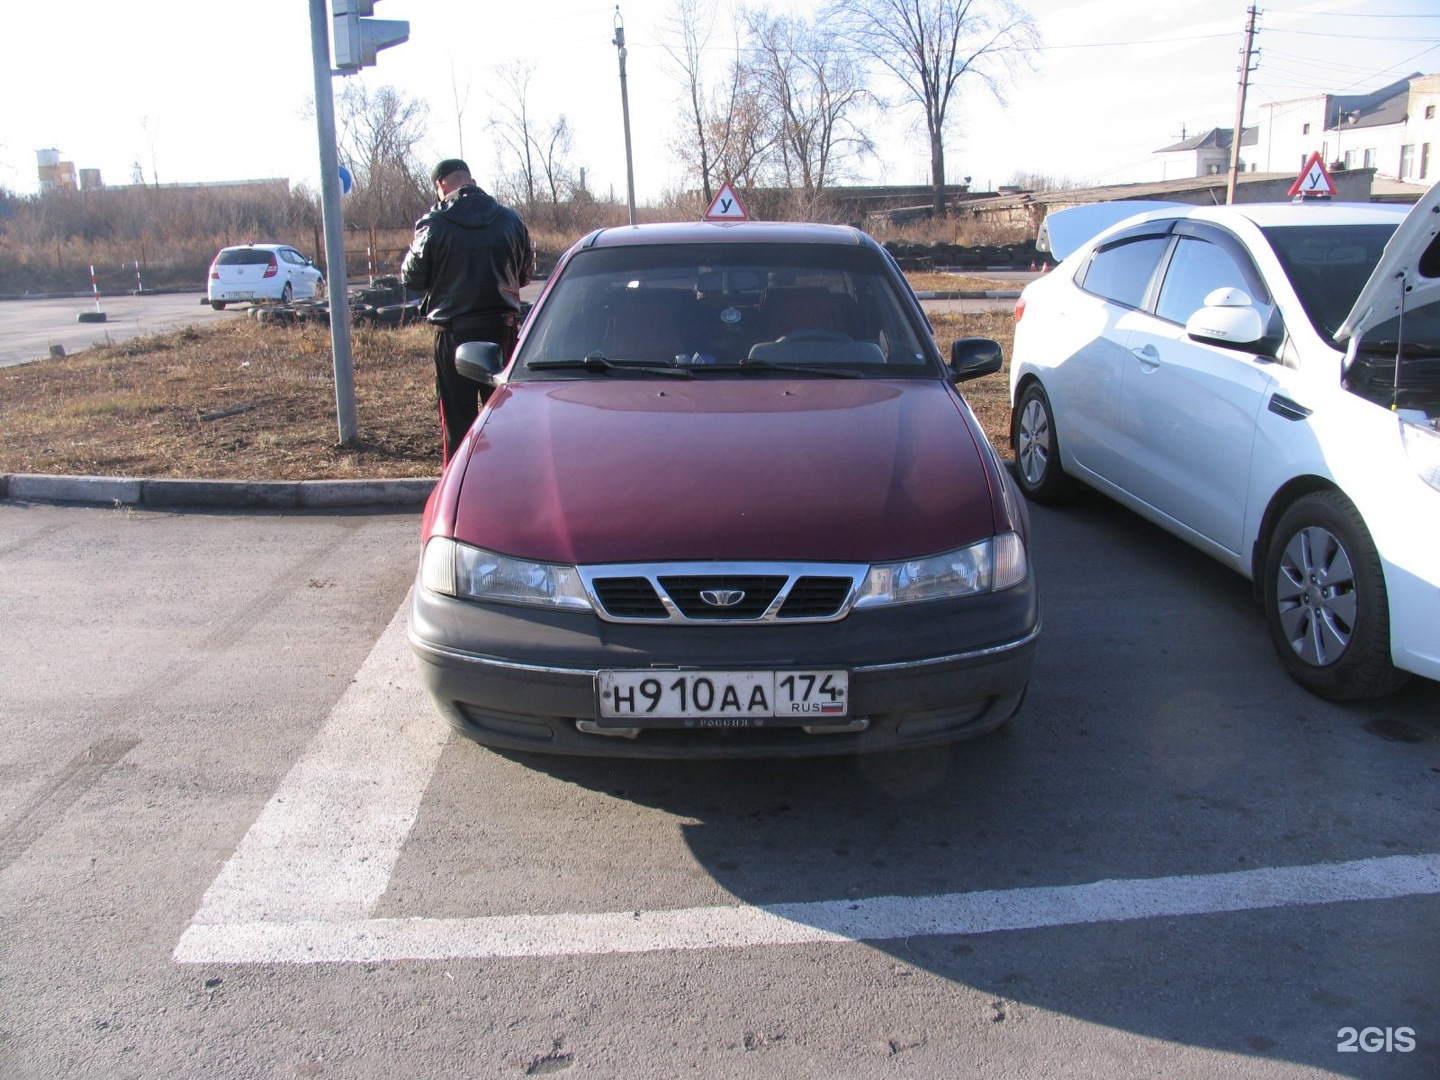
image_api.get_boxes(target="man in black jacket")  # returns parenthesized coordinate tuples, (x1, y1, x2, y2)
(402, 159, 534, 462)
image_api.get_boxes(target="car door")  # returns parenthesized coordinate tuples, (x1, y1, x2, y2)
(1058, 225, 1175, 482)
(280, 248, 318, 297)
(1112, 228, 1277, 556)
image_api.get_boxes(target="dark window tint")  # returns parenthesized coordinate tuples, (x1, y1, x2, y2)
(1078, 235, 1170, 308)
(1260, 223, 1396, 341)
(215, 249, 274, 266)
(1155, 236, 1258, 325)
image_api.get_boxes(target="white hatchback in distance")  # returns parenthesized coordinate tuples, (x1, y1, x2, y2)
(207, 244, 324, 309)
(1008, 182, 1440, 700)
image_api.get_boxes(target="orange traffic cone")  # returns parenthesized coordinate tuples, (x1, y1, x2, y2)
(1029, 260, 1037, 271)
(1041, 261, 1050, 273)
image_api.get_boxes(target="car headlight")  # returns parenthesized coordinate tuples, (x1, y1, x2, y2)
(420, 537, 593, 611)
(1400, 414, 1440, 493)
(853, 533, 1028, 608)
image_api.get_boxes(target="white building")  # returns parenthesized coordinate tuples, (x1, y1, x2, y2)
(1153, 127, 1257, 179)
(1251, 73, 1439, 184)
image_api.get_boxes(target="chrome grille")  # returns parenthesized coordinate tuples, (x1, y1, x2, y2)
(580, 561, 867, 624)
(590, 577, 668, 619)
(777, 576, 853, 618)
(657, 575, 786, 619)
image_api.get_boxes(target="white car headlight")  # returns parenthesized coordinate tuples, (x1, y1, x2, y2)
(1400, 414, 1440, 493)
(854, 533, 1028, 608)
(420, 537, 593, 611)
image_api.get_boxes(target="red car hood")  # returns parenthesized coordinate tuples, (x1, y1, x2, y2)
(445, 378, 999, 565)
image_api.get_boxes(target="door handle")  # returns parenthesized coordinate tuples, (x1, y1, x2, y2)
(1130, 344, 1160, 369)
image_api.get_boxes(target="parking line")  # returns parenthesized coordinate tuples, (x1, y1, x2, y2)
(173, 598, 1440, 966)
(181, 597, 449, 927)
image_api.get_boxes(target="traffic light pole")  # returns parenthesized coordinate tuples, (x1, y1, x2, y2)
(309, 0, 359, 447)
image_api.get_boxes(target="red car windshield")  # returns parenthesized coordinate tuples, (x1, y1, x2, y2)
(515, 243, 934, 376)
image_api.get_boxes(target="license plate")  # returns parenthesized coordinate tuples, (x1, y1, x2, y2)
(597, 669, 848, 723)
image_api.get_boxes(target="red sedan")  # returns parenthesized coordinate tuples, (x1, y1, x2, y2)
(409, 221, 1038, 757)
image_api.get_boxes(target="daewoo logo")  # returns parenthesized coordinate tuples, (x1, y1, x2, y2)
(700, 589, 745, 608)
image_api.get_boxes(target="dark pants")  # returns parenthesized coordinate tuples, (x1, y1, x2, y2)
(433, 316, 518, 464)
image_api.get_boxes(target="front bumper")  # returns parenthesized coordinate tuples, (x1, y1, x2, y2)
(409, 575, 1040, 758)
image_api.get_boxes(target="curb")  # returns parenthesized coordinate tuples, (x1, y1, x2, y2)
(0, 473, 436, 510)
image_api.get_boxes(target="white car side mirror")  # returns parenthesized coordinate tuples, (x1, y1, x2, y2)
(1186, 288, 1265, 348)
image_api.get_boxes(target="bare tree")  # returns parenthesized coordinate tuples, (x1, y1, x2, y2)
(488, 60, 580, 222)
(829, 0, 1038, 215)
(663, 0, 724, 205)
(334, 81, 431, 228)
(706, 73, 776, 194)
(745, 9, 874, 214)
(449, 59, 473, 160)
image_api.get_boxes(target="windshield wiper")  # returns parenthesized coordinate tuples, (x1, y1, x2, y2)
(527, 353, 693, 378)
(694, 359, 863, 379)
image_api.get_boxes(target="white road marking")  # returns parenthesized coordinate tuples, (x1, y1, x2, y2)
(182, 598, 449, 926)
(173, 596, 1440, 966)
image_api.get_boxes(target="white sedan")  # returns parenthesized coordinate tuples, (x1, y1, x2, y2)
(1009, 183, 1440, 700)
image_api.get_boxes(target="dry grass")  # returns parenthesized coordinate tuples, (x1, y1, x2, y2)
(906, 272, 1014, 293)
(0, 318, 441, 480)
(928, 309, 1016, 452)
(0, 289, 1017, 482)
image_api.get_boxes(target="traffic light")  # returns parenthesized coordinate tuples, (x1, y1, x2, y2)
(332, 0, 409, 72)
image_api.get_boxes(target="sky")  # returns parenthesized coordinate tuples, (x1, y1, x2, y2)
(2, 0, 1438, 205)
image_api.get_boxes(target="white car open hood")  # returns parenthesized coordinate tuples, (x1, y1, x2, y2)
(1335, 178, 1440, 343)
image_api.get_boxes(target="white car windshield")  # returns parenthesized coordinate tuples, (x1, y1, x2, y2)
(1261, 223, 1398, 342)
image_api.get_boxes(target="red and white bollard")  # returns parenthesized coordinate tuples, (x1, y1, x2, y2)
(366, 246, 375, 286)
(133, 260, 144, 294)
(78, 263, 107, 323)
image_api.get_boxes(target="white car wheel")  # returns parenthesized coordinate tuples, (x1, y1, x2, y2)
(1263, 491, 1409, 700)
(1011, 382, 1072, 503)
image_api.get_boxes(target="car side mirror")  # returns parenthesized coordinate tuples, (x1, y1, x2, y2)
(949, 337, 1004, 383)
(1185, 287, 1266, 349)
(455, 341, 505, 384)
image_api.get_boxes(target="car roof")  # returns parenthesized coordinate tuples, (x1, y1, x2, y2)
(578, 221, 869, 249)
(1122, 200, 1408, 233)
(1043, 200, 1411, 261)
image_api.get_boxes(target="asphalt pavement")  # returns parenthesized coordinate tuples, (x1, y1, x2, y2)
(0, 290, 240, 369)
(1, 494, 1435, 1078)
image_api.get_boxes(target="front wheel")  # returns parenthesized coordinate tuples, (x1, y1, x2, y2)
(1262, 490, 1409, 700)
(1010, 381, 1073, 503)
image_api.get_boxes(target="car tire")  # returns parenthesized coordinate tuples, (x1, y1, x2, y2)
(210, 301, 226, 311)
(1262, 490, 1409, 701)
(280, 282, 293, 305)
(1011, 381, 1072, 503)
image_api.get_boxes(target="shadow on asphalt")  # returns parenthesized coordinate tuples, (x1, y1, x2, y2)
(483, 489, 1439, 1077)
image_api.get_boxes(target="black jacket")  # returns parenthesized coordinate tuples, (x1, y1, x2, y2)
(401, 185, 533, 326)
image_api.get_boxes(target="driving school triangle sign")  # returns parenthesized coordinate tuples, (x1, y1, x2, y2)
(1289, 151, 1337, 197)
(703, 182, 749, 221)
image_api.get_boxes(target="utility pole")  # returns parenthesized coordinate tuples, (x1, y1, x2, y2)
(1226, 6, 1260, 206)
(613, 7, 637, 226)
